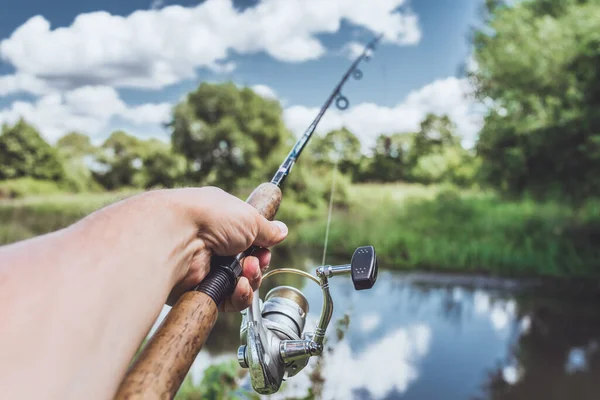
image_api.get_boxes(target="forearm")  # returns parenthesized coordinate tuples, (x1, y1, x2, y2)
(0, 191, 203, 399)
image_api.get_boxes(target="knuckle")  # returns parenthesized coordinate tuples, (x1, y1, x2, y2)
(202, 186, 225, 196)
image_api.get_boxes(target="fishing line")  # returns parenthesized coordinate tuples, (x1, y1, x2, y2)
(321, 154, 339, 267)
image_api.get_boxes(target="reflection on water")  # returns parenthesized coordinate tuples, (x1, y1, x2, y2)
(150, 251, 600, 399)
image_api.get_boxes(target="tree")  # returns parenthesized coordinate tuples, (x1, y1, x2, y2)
(0, 119, 65, 181)
(168, 82, 291, 191)
(93, 130, 146, 190)
(55, 131, 104, 192)
(56, 132, 96, 159)
(407, 113, 461, 168)
(406, 114, 474, 185)
(358, 133, 414, 182)
(309, 128, 362, 179)
(140, 141, 186, 189)
(470, 0, 600, 202)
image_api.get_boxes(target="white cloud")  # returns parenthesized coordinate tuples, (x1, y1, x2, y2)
(251, 84, 278, 100)
(472, 291, 518, 334)
(0, 76, 483, 149)
(0, 85, 171, 143)
(359, 313, 381, 333)
(321, 325, 431, 399)
(283, 77, 484, 150)
(342, 41, 369, 60)
(121, 103, 173, 125)
(0, 73, 49, 96)
(0, 0, 421, 95)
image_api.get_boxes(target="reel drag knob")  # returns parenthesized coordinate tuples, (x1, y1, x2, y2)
(350, 246, 378, 290)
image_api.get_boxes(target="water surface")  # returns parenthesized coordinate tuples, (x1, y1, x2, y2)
(153, 253, 600, 399)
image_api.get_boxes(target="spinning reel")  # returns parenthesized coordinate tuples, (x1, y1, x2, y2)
(237, 246, 378, 394)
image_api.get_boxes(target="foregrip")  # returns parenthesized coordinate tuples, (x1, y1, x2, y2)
(196, 182, 283, 305)
(114, 182, 282, 399)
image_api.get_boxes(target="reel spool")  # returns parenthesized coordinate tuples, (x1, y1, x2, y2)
(237, 246, 378, 394)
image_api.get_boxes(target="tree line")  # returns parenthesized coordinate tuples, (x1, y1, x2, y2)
(0, 82, 478, 199)
(2, 0, 599, 206)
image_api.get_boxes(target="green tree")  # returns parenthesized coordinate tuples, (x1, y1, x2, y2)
(55, 131, 103, 192)
(309, 128, 362, 179)
(407, 113, 461, 168)
(0, 119, 65, 181)
(358, 133, 413, 182)
(93, 130, 146, 190)
(56, 132, 96, 159)
(140, 141, 186, 189)
(406, 114, 475, 185)
(168, 82, 291, 191)
(471, 0, 600, 202)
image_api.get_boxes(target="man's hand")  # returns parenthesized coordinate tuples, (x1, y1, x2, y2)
(157, 186, 288, 311)
(0, 185, 288, 400)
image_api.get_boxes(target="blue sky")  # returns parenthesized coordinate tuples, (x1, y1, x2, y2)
(0, 0, 485, 147)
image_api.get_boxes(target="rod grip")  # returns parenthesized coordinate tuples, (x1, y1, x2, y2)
(114, 291, 218, 399)
(246, 181, 283, 222)
(196, 182, 283, 306)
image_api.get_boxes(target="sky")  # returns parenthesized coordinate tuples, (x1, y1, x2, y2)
(0, 0, 486, 149)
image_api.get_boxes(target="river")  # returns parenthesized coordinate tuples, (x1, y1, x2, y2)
(150, 250, 600, 400)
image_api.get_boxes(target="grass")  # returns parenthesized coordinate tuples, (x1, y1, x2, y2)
(290, 183, 600, 278)
(1, 183, 600, 279)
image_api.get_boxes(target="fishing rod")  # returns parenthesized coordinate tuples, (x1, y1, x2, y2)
(115, 34, 383, 399)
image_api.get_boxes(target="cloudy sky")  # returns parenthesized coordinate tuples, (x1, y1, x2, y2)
(0, 0, 485, 148)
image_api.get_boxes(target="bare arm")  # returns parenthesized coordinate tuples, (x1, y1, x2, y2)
(0, 187, 287, 400)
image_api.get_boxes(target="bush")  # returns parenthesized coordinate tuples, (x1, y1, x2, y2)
(0, 178, 64, 199)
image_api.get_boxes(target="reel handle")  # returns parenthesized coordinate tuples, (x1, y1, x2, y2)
(114, 182, 282, 399)
(351, 245, 378, 290)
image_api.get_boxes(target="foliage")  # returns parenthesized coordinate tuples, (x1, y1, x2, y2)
(356, 114, 478, 187)
(0, 119, 66, 182)
(140, 144, 187, 189)
(56, 132, 96, 159)
(0, 178, 64, 199)
(471, 0, 600, 202)
(92, 130, 145, 190)
(309, 128, 362, 179)
(357, 133, 413, 182)
(292, 183, 600, 277)
(169, 82, 291, 191)
(174, 361, 259, 400)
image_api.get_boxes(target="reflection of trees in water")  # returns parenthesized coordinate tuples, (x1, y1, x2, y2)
(480, 293, 600, 400)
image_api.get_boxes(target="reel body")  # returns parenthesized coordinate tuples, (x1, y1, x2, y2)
(237, 246, 378, 394)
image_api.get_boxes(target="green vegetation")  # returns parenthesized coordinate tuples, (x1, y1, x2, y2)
(471, 0, 600, 203)
(292, 184, 600, 278)
(2, 183, 600, 280)
(174, 361, 258, 400)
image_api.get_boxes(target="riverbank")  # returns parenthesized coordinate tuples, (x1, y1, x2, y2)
(290, 183, 600, 279)
(1, 183, 600, 279)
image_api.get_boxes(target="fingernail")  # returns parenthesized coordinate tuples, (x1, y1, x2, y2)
(273, 221, 288, 236)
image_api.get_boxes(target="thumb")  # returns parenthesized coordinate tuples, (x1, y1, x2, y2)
(253, 217, 288, 248)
